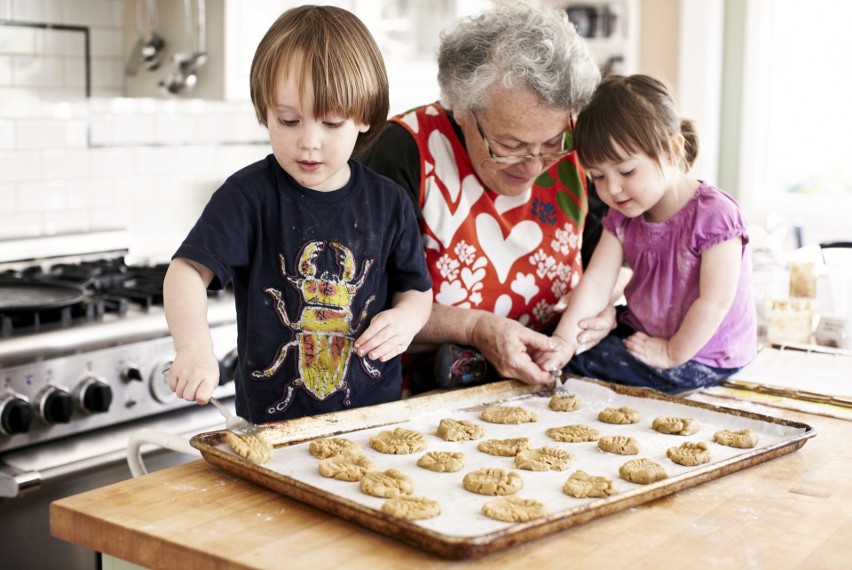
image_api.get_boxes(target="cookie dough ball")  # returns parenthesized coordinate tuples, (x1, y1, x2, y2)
(513, 446, 575, 471)
(482, 496, 548, 522)
(359, 469, 414, 498)
(381, 496, 441, 520)
(713, 428, 759, 449)
(435, 418, 485, 442)
(308, 437, 360, 459)
(546, 424, 601, 443)
(318, 453, 374, 482)
(666, 441, 712, 466)
(548, 394, 581, 412)
(369, 427, 428, 454)
(598, 406, 641, 424)
(597, 435, 640, 455)
(463, 468, 524, 496)
(480, 406, 538, 424)
(619, 458, 668, 485)
(563, 470, 617, 498)
(652, 417, 701, 436)
(477, 437, 531, 457)
(417, 451, 465, 473)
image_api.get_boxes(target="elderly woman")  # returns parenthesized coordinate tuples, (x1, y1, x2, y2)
(361, 3, 615, 389)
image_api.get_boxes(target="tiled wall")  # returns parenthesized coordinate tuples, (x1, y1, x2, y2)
(0, 0, 267, 263)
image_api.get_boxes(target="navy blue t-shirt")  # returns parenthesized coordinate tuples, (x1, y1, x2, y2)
(174, 155, 432, 423)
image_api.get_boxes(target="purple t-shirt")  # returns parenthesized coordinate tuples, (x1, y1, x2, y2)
(603, 182, 757, 368)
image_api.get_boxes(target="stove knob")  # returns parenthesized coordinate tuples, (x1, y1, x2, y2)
(38, 386, 74, 424)
(122, 364, 144, 383)
(0, 395, 33, 435)
(77, 377, 113, 414)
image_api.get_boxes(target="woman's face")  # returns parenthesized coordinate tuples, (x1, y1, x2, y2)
(457, 88, 572, 197)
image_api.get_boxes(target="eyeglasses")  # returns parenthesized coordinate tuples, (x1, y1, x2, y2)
(471, 111, 574, 165)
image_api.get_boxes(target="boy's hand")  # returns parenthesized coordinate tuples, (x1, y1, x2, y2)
(354, 307, 419, 362)
(167, 346, 221, 404)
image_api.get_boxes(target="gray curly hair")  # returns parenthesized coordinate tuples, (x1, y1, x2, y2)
(437, 3, 600, 114)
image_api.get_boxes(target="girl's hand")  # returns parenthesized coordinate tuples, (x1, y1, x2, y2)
(624, 332, 679, 369)
(355, 307, 420, 362)
(167, 346, 221, 405)
(534, 334, 576, 377)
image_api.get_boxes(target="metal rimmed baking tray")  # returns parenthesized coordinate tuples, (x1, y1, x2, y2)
(191, 377, 815, 559)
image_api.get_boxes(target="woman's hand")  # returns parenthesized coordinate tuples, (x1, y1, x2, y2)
(470, 314, 558, 385)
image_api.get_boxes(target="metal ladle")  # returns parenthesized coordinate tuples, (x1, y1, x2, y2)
(158, 0, 207, 96)
(140, 0, 165, 71)
(126, 0, 165, 75)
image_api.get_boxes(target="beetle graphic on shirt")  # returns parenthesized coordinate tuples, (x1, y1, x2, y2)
(251, 240, 379, 415)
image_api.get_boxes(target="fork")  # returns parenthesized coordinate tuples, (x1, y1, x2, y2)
(209, 397, 256, 435)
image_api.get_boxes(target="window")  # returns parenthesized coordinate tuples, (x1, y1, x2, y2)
(739, 0, 852, 246)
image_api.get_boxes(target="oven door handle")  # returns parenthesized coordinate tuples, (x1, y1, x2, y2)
(0, 463, 41, 498)
(126, 428, 200, 477)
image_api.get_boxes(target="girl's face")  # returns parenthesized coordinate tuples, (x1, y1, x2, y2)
(586, 149, 678, 222)
(267, 64, 369, 192)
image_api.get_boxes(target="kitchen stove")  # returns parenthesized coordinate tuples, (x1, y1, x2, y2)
(0, 231, 239, 569)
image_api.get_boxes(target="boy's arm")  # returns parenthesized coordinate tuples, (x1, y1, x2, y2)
(625, 237, 743, 367)
(540, 231, 624, 371)
(354, 288, 432, 362)
(163, 257, 220, 404)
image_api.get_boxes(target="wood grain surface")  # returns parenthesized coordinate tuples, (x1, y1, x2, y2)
(51, 396, 852, 570)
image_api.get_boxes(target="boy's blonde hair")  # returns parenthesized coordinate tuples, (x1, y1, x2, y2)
(250, 5, 389, 153)
(575, 74, 699, 172)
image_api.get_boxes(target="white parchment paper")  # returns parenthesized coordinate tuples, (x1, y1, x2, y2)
(238, 381, 809, 538)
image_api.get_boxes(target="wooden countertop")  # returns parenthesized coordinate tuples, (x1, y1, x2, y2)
(51, 396, 852, 570)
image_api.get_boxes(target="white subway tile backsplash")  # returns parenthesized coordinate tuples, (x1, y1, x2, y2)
(0, 55, 11, 86)
(17, 179, 66, 212)
(0, 149, 41, 181)
(63, 0, 122, 28)
(90, 28, 123, 58)
(13, 54, 61, 87)
(89, 146, 134, 177)
(0, 212, 42, 238)
(43, 209, 91, 234)
(15, 117, 87, 149)
(43, 148, 91, 178)
(0, 23, 36, 55)
(10, 0, 62, 24)
(113, 114, 156, 145)
(0, 119, 14, 149)
(66, 177, 107, 208)
(0, 2, 272, 261)
(0, 183, 17, 213)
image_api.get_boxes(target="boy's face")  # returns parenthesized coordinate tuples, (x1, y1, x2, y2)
(267, 63, 369, 192)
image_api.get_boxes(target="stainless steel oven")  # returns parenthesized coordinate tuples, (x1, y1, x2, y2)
(0, 231, 238, 569)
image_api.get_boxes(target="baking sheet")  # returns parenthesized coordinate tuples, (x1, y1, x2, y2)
(191, 377, 815, 559)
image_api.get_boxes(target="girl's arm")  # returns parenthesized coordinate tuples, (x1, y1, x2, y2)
(539, 230, 625, 372)
(354, 288, 432, 362)
(163, 257, 220, 404)
(625, 237, 743, 368)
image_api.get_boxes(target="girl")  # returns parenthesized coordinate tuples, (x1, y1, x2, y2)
(163, 6, 433, 422)
(540, 74, 756, 393)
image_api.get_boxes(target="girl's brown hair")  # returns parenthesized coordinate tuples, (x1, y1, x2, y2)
(574, 74, 699, 172)
(249, 5, 389, 153)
